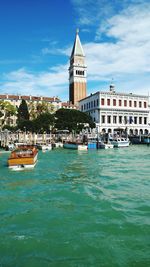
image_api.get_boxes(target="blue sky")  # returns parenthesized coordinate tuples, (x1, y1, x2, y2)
(0, 0, 150, 101)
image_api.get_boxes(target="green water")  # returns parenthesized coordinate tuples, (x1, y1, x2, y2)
(0, 146, 150, 267)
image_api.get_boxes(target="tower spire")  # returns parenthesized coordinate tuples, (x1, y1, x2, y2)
(69, 30, 87, 106)
(70, 29, 85, 59)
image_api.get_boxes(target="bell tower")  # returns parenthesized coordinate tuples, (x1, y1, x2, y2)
(69, 29, 87, 106)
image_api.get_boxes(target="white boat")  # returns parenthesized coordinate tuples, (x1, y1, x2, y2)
(37, 143, 52, 151)
(11, 164, 34, 171)
(63, 142, 88, 150)
(110, 137, 129, 148)
(98, 142, 114, 149)
(53, 142, 63, 148)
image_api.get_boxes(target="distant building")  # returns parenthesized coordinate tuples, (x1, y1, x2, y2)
(61, 101, 77, 109)
(69, 29, 87, 106)
(79, 84, 150, 135)
(0, 94, 61, 127)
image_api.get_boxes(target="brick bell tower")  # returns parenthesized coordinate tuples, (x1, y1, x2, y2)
(69, 29, 87, 106)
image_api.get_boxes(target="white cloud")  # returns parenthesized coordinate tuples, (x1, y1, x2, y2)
(41, 46, 70, 56)
(98, 3, 150, 43)
(1, 1, 150, 100)
(0, 66, 69, 100)
(82, 2, 150, 94)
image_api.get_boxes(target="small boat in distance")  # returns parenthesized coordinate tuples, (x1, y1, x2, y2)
(109, 137, 130, 148)
(8, 145, 38, 170)
(63, 141, 88, 150)
(37, 143, 52, 151)
(97, 142, 114, 149)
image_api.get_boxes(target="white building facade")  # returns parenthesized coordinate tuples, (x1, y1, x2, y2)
(79, 86, 150, 135)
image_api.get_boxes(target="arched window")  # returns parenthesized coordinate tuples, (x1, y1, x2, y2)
(139, 129, 143, 135)
(129, 129, 133, 135)
(134, 129, 138, 135)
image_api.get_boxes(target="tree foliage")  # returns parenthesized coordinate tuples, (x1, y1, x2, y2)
(17, 99, 29, 121)
(28, 101, 55, 120)
(0, 100, 17, 127)
(55, 109, 95, 132)
(17, 112, 55, 133)
(33, 112, 55, 132)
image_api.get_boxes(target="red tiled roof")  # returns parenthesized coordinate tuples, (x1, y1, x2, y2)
(0, 94, 61, 102)
(21, 95, 30, 100)
(43, 97, 60, 102)
(61, 102, 77, 108)
(0, 95, 6, 99)
(8, 95, 19, 100)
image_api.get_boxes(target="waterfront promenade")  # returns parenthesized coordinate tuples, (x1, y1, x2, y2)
(0, 130, 97, 148)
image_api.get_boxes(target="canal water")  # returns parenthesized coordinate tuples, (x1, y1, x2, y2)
(0, 146, 150, 267)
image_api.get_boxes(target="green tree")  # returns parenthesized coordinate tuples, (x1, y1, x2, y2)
(28, 102, 37, 120)
(28, 101, 55, 120)
(55, 109, 95, 133)
(17, 112, 55, 133)
(33, 112, 55, 132)
(0, 100, 17, 128)
(17, 99, 29, 121)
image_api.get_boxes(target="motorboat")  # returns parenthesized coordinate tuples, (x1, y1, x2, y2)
(97, 142, 114, 149)
(37, 143, 52, 151)
(8, 145, 38, 170)
(109, 137, 130, 147)
(63, 141, 88, 150)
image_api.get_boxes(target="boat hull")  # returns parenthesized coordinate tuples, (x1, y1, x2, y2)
(98, 143, 114, 149)
(9, 162, 37, 171)
(37, 144, 52, 151)
(110, 140, 129, 147)
(63, 143, 87, 150)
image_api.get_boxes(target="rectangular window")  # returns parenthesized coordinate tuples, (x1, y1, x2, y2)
(124, 116, 127, 124)
(124, 100, 127, 107)
(139, 117, 142, 124)
(119, 99, 122, 106)
(81, 105, 83, 111)
(129, 116, 133, 124)
(129, 100, 132, 107)
(144, 117, 147, 124)
(134, 117, 137, 124)
(87, 103, 88, 109)
(89, 102, 90, 109)
(113, 99, 116, 106)
(113, 116, 117, 124)
(107, 99, 110, 106)
(101, 98, 105, 105)
(107, 115, 111, 124)
(91, 101, 93, 108)
(139, 101, 142, 108)
(134, 101, 137, 107)
(144, 102, 147, 108)
(84, 104, 86, 110)
(119, 116, 122, 124)
(102, 115, 105, 123)
(94, 100, 96, 107)
(97, 99, 99, 106)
